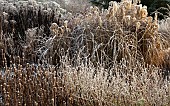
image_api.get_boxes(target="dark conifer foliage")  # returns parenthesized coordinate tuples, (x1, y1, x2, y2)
(91, 0, 121, 8)
(91, 0, 170, 19)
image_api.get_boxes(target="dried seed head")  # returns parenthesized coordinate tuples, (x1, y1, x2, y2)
(51, 98, 54, 104)
(58, 27, 64, 36)
(147, 16, 153, 24)
(124, 1, 132, 10)
(125, 15, 131, 20)
(109, 1, 115, 7)
(113, 2, 118, 13)
(34, 101, 38, 106)
(94, 6, 99, 12)
(64, 20, 68, 28)
(28, 5, 34, 10)
(136, 4, 142, 17)
(3, 20, 9, 29)
(133, 0, 138, 4)
(124, 15, 131, 26)
(143, 5, 147, 10)
(132, 16, 136, 22)
(136, 21, 141, 30)
(28, 0, 37, 5)
(87, 13, 92, 18)
(50, 23, 59, 35)
(8, 4, 17, 14)
(67, 12, 72, 17)
(94, 11, 99, 16)
(89, 6, 94, 12)
(50, 23, 59, 30)
(43, 10, 48, 15)
(9, 20, 17, 25)
(5, 103, 9, 106)
(138, 4, 142, 10)
(103, 9, 108, 15)
(140, 7, 148, 18)
(2, 12, 8, 20)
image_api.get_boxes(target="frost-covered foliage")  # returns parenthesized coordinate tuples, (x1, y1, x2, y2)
(159, 17, 170, 41)
(0, 0, 170, 106)
(0, 0, 70, 65)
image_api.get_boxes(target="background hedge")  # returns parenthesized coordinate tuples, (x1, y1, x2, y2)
(91, 0, 170, 19)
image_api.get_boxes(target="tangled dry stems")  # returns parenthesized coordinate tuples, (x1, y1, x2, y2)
(0, 0, 170, 105)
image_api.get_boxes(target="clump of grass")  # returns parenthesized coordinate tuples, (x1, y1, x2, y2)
(0, 52, 169, 105)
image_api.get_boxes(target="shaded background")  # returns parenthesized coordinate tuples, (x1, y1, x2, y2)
(90, 0, 170, 19)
